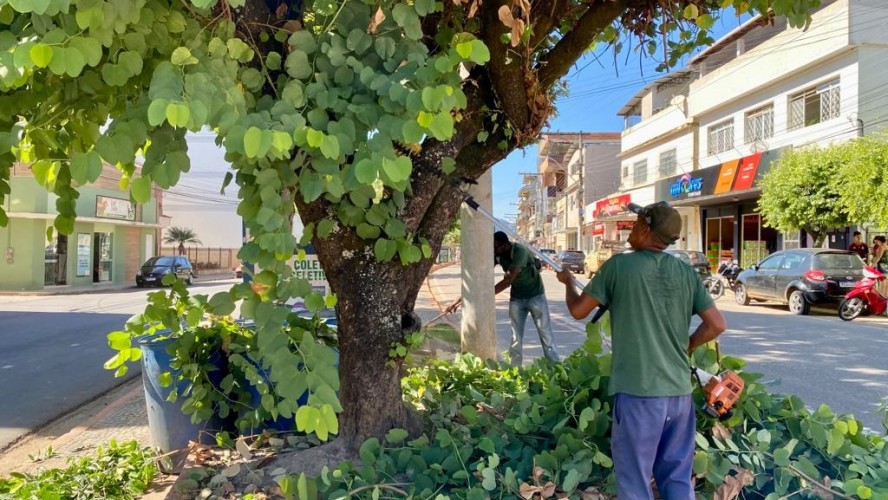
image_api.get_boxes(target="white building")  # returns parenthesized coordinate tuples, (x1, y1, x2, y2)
(610, 0, 888, 269)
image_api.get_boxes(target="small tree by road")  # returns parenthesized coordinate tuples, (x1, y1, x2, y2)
(163, 227, 202, 256)
(758, 143, 854, 246)
(833, 135, 888, 229)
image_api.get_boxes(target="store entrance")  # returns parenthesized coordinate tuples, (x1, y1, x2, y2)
(92, 232, 112, 283)
(43, 234, 68, 286)
(705, 216, 735, 270)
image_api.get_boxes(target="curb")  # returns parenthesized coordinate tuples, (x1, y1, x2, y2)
(0, 275, 238, 296)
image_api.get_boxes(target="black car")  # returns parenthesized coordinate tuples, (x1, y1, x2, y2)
(665, 249, 711, 278)
(556, 250, 586, 274)
(136, 256, 196, 287)
(733, 249, 864, 315)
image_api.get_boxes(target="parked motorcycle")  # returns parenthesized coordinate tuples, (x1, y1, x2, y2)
(705, 260, 742, 300)
(837, 266, 887, 321)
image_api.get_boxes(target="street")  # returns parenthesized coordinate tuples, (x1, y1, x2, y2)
(526, 271, 888, 433)
(0, 279, 237, 451)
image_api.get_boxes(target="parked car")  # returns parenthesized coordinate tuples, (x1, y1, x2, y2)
(665, 249, 712, 279)
(556, 250, 586, 274)
(539, 248, 557, 269)
(136, 256, 196, 287)
(733, 249, 865, 315)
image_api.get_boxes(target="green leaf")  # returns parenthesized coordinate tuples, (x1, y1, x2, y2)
(683, 4, 699, 19)
(428, 112, 454, 140)
(381, 156, 411, 183)
(827, 427, 844, 455)
(354, 158, 377, 184)
(317, 219, 336, 238)
(385, 428, 408, 444)
(306, 128, 325, 148)
(131, 177, 152, 203)
(70, 151, 103, 184)
(68, 36, 102, 67)
(414, 0, 436, 16)
(320, 135, 340, 159)
(171, 47, 198, 65)
(147, 99, 169, 126)
(696, 14, 715, 30)
(29, 43, 53, 67)
(165, 103, 191, 128)
(285, 51, 312, 80)
(288, 31, 317, 55)
(374, 239, 397, 261)
(357, 223, 380, 239)
(441, 157, 456, 174)
(468, 40, 490, 64)
(562, 469, 580, 494)
(244, 127, 263, 158)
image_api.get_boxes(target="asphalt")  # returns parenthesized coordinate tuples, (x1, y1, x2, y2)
(0, 262, 555, 495)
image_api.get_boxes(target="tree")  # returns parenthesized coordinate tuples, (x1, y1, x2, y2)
(164, 226, 202, 255)
(0, 0, 818, 465)
(758, 143, 854, 247)
(833, 135, 888, 229)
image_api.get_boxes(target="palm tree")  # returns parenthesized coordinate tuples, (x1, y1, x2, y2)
(164, 227, 201, 255)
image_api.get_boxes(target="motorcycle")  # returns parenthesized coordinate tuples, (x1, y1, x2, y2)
(705, 260, 742, 300)
(837, 265, 887, 321)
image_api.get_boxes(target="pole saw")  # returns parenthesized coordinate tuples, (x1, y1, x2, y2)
(461, 194, 607, 322)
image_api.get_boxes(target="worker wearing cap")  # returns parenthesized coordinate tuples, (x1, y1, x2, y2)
(557, 201, 726, 499)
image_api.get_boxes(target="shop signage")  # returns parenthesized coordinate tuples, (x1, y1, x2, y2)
(96, 196, 135, 221)
(732, 152, 762, 190)
(594, 194, 631, 218)
(655, 150, 777, 202)
(616, 221, 635, 231)
(669, 173, 706, 198)
(592, 222, 605, 236)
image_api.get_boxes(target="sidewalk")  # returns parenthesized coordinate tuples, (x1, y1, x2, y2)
(0, 270, 237, 296)
(0, 264, 464, 487)
(0, 262, 575, 495)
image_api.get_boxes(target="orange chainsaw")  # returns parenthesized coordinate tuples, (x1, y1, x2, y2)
(692, 367, 745, 420)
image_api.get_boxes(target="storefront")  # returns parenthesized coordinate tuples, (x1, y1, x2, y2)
(655, 149, 786, 269)
(1, 165, 163, 291)
(585, 188, 658, 249)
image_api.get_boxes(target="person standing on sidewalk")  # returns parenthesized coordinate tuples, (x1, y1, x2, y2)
(446, 231, 561, 366)
(848, 231, 868, 262)
(556, 201, 726, 499)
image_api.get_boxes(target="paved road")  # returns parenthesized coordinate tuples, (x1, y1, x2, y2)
(0, 279, 238, 451)
(437, 268, 887, 433)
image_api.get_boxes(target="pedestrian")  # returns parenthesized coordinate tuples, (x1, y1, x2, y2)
(871, 235, 888, 273)
(445, 231, 561, 366)
(556, 201, 726, 500)
(849, 231, 868, 262)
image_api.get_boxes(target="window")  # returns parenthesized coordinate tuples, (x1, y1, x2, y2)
(744, 104, 773, 144)
(622, 165, 629, 179)
(788, 79, 840, 130)
(707, 119, 734, 155)
(757, 253, 783, 271)
(633, 160, 647, 185)
(783, 231, 800, 250)
(779, 253, 805, 271)
(659, 149, 677, 177)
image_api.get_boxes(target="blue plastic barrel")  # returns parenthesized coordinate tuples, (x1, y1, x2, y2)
(139, 334, 226, 452)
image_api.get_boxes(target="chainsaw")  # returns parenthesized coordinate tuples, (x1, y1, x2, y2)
(692, 367, 745, 420)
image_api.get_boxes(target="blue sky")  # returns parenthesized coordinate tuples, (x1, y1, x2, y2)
(491, 14, 749, 219)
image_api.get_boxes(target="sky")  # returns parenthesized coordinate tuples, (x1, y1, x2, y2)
(490, 14, 750, 219)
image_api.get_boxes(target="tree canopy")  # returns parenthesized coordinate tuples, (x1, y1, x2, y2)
(1, 0, 821, 454)
(758, 136, 888, 246)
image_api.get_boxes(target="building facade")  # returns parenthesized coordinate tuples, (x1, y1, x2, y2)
(1, 163, 164, 291)
(611, 0, 887, 269)
(531, 133, 621, 253)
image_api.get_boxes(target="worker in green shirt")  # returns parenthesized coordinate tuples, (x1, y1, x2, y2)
(557, 201, 725, 499)
(447, 231, 561, 366)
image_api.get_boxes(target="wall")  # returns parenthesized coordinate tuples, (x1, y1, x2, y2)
(696, 52, 861, 168)
(621, 131, 695, 189)
(0, 218, 44, 290)
(689, 0, 850, 118)
(622, 105, 691, 152)
(857, 46, 888, 133)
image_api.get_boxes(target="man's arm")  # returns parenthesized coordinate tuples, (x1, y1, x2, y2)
(688, 306, 726, 354)
(446, 266, 519, 314)
(556, 269, 600, 319)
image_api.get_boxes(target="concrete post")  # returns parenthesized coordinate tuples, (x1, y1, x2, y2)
(459, 171, 497, 361)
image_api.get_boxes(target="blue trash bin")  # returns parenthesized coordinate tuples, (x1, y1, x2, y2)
(139, 334, 227, 452)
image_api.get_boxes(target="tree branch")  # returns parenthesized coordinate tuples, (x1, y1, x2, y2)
(537, 0, 631, 88)
(478, 0, 532, 133)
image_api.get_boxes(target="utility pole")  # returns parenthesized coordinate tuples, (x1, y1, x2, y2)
(577, 132, 584, 253)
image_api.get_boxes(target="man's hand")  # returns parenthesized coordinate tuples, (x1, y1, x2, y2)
(445, 297, 462, 314)
(555, 269, 574, 285)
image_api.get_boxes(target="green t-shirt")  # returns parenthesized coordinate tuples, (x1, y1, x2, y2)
(497, 243, 544, 300)
(584, 250, 715, 397)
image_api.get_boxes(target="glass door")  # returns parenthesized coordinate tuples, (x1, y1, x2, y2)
(93, 232, 113, 282)
(705, 216, 735, 270)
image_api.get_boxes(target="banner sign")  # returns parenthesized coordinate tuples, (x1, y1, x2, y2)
(654, 150, 777, 202)
(96, 196, 135, 221)
(594, 194, 631, 218)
